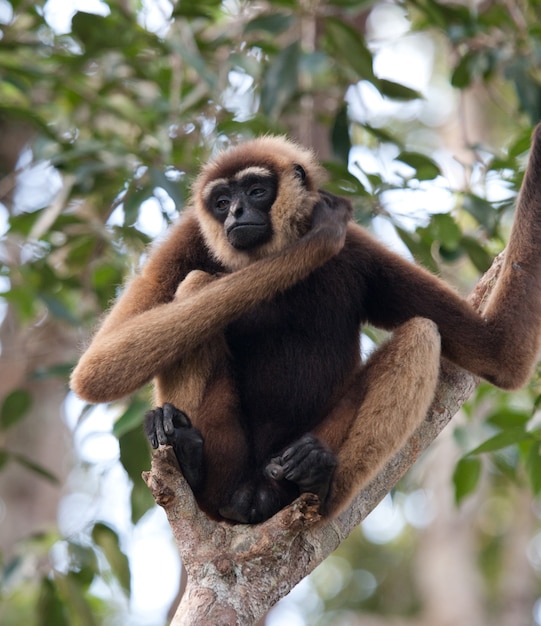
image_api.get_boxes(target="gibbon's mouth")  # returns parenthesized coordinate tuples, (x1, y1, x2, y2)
(227, 223, 270, 250)
(226, 222, 263, 233)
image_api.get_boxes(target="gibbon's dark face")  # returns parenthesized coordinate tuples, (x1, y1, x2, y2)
(204, 166, 279, 250)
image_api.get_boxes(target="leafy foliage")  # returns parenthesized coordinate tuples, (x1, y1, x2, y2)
(2, 0, 541, 623)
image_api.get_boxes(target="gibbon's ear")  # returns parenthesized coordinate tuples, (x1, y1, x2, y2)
(294, 164, 307, 183)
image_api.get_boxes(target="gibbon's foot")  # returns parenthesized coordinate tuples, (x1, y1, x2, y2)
(219, 482, 279, 524)
(144, 402, 204, 492)
(265, 434, 337, 504)
(219, 479, 298, 524)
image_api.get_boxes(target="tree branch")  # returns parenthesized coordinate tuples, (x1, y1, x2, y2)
(143, 252, 504, 626)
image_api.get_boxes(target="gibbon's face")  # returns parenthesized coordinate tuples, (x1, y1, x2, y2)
(203, 166, 279, 251)
(193, 136, 325, 270)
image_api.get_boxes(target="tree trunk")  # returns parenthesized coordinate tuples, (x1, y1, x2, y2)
(415, 426, 486, 626)
(0, 309, 75, 557)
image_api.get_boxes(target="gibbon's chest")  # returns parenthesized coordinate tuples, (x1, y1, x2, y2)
(224, 253, 366, 430)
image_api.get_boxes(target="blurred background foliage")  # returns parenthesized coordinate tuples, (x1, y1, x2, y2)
(2, 0, 541, 624)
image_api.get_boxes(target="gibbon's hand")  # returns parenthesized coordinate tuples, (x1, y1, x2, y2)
(309, 190, 352, 253)
(173, 269, 219, 301)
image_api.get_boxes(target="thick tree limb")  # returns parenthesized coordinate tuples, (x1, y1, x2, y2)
(142, 253, 504, 626)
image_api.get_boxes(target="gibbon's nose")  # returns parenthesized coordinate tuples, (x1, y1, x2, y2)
(230, 200, 244, 218)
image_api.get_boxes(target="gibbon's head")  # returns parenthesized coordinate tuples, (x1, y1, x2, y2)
(192, 136, 326, 270)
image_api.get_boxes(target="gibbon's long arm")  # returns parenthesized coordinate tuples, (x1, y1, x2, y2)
(71, 195, 351, 403)
(362, 124, 541, 390)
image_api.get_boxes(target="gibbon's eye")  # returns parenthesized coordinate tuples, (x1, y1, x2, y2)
(248, 187, 267, 198)
(215, 196, 231, 212)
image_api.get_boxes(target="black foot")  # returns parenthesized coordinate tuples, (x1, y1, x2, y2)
(219, 478, 298, 524)
(144, 402, 204, 492)
(265, 434, 337, 503)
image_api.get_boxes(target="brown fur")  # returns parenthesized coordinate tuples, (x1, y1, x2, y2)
(71, 127, 541, 520)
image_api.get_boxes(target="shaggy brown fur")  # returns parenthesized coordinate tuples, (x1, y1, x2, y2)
(71, 129, 541, 521)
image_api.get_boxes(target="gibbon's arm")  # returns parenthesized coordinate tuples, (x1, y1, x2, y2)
(71, 196, 351, 403)
(362, 124, 541, 390)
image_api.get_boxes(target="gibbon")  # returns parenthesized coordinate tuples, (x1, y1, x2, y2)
(71, 130, 541, 523)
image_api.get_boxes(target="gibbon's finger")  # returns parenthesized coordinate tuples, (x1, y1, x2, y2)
(143, 409, 160, 449)
(265, 461, 285, 481)
(162, 402, 176, 435)
(163, 402, 191, 433)
(281, 433, 318, 462)
(153, 410, 169, 446)
(284, 449, 336, 482)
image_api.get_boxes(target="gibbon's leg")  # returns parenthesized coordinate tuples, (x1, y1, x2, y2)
(145, 271, 249, 518)
(265, 318, 441, 518)
(326, 317, 441, 516)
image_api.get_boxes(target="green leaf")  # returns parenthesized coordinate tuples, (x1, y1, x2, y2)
(91, 263, 123, 292)
(327, 0, 375, 6)
(55, 572, 99, 626)
(38, 292, 79, 324)
(451, 51, 476, 89)
(527, 440, 541, 494)
(360, 123, 400, 145)
(331, 104, 352, 165)
(8, 210, 43, 236)
(123, 184, 154, 226)
(395, 151, 440, 181)
(149, 167, 185, 212)
(261, 41, 299, 118)
(118, 427, 154, 524)
(322, 161, 367, 196)
(31, 363, 76, 381)
(379, 79, 422, 101)
(130, 480, 157, 525)
(507, 56, 541, 124)
(71, 11, 138, 56)
(468, 428, 530, 455)
(325, 17, 375, 82)
(508, 129, 533, 158)
(395, 226, 438, 272)
(71, 12, 117, 52)
(429, 213, 461, 249)
(452, 50, 496, 89)
(460, 236, 494, 273)
(38, 578, 69, 626)
(113, 397, 149, 439)
(453, 456, 482, 504)
(487, 407, 531, 430)
(172, 0, 221, 18)
(91, 523, 131, 596)
(462, 193, 499, 235)
(413, 0, 473, 36)
(0, 449, 9, 471)
(534, 393, 541, 412)
(244, 13, 293, 34)
(1, 389, 32, 430)
(67, 542, 99, 588)
(12, 452, 59, 484)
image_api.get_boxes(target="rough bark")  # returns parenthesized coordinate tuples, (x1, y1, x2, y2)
(142, 253, 504, 625)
